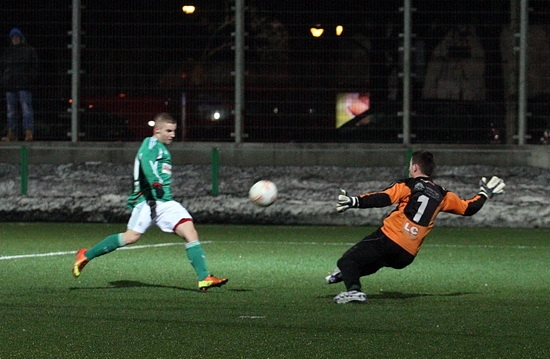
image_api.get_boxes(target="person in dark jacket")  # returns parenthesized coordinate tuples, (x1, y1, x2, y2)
(1, 28, 38, 141)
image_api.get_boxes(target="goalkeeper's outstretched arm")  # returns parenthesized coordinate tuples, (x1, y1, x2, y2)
(336, 189, 393, 212)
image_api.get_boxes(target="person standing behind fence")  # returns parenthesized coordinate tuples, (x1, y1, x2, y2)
(1, 28, 38, 142)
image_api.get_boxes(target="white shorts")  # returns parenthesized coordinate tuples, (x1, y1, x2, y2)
(127, 200, 192, 234)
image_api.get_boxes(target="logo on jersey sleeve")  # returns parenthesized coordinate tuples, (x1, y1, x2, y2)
(162, 163, 172, 175)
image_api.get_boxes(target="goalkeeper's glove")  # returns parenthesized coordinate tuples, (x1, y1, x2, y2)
(336, 189, 359, 213)
(478, 176, 505, 198)
(152, 182, 165, 199)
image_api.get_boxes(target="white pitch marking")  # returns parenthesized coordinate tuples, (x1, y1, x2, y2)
(238, 315, 266, 319)
(0, 242, 187, 261)
(0, 240, 540, 261)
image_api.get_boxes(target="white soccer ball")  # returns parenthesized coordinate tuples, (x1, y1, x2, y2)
(249, 180, 278, 207)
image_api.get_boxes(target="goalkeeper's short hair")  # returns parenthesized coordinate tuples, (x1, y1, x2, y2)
(411, 150, 435, 176)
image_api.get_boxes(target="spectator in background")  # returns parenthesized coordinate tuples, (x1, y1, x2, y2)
(1, 28, 38, 141)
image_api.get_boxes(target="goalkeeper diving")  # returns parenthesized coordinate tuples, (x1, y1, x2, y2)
(327, 150, 505, 304)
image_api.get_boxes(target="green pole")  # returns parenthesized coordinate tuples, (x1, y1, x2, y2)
(20, 146, 28, 195)
(211, 147, 219, 196)
(405, 148, 413, 177)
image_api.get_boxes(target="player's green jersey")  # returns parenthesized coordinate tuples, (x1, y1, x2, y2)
(127, 137, 174, 209)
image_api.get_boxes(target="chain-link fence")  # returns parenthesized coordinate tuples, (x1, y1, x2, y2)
(1, 1, 549, 144)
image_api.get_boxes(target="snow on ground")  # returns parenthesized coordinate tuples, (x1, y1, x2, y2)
(0, 163, 549, 228)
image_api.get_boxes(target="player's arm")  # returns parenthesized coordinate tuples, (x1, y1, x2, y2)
(441, 176, 505, 216)
(336, 182, 406, 212)
(441, 192, 486, 216)
(139, 148, 165, 200)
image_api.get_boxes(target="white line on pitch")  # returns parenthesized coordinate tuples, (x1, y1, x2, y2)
(0, 240, 541, 261)
(0, 242, 187, 261)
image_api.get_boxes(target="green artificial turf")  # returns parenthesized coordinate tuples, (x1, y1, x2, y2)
(1, 223, 549, 358)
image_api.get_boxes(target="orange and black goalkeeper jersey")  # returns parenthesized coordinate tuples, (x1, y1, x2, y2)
(357, 177, 486, 256)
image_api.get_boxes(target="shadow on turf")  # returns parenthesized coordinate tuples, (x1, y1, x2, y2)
(321, 291, 475, 300)
(370, 291, 475, 299)
(69, 280, 249, 293)
(69, 280, 196, 292)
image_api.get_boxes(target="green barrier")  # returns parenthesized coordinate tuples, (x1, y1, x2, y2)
(405, 148, 413, 177)
(20, 146, 28, 195)
(211, 147, 219, 196)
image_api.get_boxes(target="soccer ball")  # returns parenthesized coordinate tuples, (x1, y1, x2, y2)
(249, 180, 278, 207)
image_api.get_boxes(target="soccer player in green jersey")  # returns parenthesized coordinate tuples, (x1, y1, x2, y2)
(72, 112, 228, 291)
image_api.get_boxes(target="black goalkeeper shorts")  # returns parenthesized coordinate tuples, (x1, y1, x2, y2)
(337, 228, 415, 277)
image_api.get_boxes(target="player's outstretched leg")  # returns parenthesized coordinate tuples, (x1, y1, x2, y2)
(72, 248, 89, 277)
(198, 275, 229, 291)
(72, 233, 127, 278)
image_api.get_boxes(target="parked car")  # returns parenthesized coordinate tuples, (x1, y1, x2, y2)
(79, 94, 172, 140)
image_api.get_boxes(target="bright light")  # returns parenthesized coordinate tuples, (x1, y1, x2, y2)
(212, 111, 221, 121)
(336, 25, 344, 36)
(182, 5, 195, 14)
(310, 25, 324, 38)
(148, 120, 155, 127)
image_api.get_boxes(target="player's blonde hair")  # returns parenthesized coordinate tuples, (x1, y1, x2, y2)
(153, 112, 176, 127)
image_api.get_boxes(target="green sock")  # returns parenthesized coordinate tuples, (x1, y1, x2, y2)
(186, 241, 209, 281)
(85, 234, 125, 260)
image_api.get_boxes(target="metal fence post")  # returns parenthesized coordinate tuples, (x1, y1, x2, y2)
(401, 0, 412, 145)
(233, 0, 245, 143)
(517, 0, 528, 145)
(69, 0, 82, 143)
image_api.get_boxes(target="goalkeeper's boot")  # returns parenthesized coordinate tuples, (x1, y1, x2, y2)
(72, 248, 89, 277)
(198, 275, 228, 291)
(333, 290, 367, 304)
(325, 268, 343, 284)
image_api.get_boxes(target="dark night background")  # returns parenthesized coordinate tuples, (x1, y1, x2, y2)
(2, 0, 529, 93)
(1, 1, 549, 142)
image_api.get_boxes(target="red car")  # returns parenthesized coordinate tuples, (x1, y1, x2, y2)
(80, 94, 173, 140)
